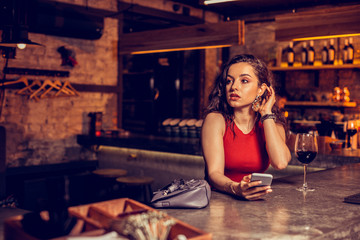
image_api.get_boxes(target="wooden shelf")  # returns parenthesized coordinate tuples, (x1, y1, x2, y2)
(123, 71, 153, 75)
(285, 101, 357, 107)
(270, 64, 360, 71)
(123, 99, 153, 103)
(292, 120, 345, 125)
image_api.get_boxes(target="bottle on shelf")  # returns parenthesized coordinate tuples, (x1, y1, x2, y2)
(287, 42, 295, 67)
(342, 38, 348, 64)
(328, 39, 335, 65)
(347, 37, 354, 64)
(307, 40, 315, 65)
(301, 42, 308, 66)
(321, 41, 328, 65)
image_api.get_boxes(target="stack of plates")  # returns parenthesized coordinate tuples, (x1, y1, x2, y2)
(178, 119, 190, 137)
(169, 119, 181, 137)
(161, 118, 203, 138)
(195, 119, 203, 138)
(161, 118, 173, 136)
(186, 119, 198, 138)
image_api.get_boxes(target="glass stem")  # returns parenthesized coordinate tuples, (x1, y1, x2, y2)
(303, 164, 308, 189)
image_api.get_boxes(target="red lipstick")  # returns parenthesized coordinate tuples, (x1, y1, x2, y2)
(229, 93, 240, 100)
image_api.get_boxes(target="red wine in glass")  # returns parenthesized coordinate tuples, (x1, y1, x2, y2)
(295, 132, 318, 192)
(296, 150, 317, 164)
(346, 122, 358, 149)
(347, 129, 357, 137)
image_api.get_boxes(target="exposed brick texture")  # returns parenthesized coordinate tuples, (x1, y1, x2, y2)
(0, 0, 118, 167)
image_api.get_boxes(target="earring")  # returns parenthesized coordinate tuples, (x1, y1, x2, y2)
(252, 95, 261, 111)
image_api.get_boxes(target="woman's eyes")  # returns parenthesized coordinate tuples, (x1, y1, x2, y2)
(226, 78, 249, 84)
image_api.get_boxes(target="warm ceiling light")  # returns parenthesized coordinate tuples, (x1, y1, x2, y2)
(131, 45, 232, 55)
(16, 43, 27, 50)
(292, 33, 360, 42)
(203, 0, 238, 5)
(0, 26, 43, 49)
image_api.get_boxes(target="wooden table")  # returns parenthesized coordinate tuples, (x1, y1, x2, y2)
(164, 163, 360, 239)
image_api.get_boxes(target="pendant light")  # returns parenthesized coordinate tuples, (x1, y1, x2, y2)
(0, 0, 43, 56)
(0, 25, 43, 50)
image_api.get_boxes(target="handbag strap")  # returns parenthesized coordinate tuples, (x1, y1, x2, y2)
(157, 179, 200, 196)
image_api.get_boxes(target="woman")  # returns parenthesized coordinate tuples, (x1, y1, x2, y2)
(201, 54, 291, 201)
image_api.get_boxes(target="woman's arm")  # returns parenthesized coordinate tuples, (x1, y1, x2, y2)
(201, 112, 272, 200)
(263, 121, 291, 169)
(201, 112, 229, 191)
(259, 86, 291, 169)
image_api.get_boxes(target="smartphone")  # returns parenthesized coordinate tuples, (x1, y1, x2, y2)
(250, 173, 273, 187)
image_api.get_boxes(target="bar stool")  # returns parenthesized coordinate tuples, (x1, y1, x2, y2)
(92, 168, 127, 201)
(92, 169, 127, 178)
(116, 176, 154, 204)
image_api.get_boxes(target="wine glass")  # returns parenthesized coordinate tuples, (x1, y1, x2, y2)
(346, 121, 357, 150)
(295, 132, 318, 192)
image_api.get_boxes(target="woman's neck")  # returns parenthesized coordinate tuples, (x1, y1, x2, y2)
(233, 109, 257, 134)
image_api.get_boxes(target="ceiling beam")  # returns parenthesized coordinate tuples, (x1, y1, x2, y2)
(118, 2, 204, 26)
(275, 5, 360, 41)
(118, 20, 244, 55)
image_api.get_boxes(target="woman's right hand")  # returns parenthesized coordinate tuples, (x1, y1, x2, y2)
(233, 174, 272, 200)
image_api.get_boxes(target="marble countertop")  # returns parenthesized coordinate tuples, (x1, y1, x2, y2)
(2, 164, 360, 239)
(164, 163, 360, 240)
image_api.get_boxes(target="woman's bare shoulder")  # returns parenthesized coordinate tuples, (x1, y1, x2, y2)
(203, 112, 226, 131)
(204, 112, 225, 123)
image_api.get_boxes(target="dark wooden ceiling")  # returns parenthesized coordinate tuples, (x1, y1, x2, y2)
(122, 0, 360, 33)
(172, 0, 360, 20)
(2, 0, 360, 38)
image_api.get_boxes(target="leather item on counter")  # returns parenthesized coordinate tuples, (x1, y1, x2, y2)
(151, 179, 211, 209)
(344, 192, 360, 204)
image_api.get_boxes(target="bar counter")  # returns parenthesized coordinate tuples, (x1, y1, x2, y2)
(77, 134, 202, 156)
(77, 134, 360, 168)
(163, 163, 360, 240)
(1, 164, 360, 239)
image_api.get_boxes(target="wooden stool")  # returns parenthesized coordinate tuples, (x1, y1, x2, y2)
(116, 176, 154, 203)
(92, 169, 127, 178)
(92, 169, 127, 201)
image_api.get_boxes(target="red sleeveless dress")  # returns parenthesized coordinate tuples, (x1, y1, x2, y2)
(223, 121, 269, 182)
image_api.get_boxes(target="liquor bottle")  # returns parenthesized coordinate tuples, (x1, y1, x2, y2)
(342, 38, 348, 64)
(287, 42, 295, 66)
(347, 37, 354, 64)
(328, 39, 335, 65)
(307, 40, 315, 65)
(321, 41, 328, 65)
(301, 42, 308, 65)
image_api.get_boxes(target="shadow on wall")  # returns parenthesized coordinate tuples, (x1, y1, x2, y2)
(1, 126, 6, 199)
(1, 122, 32, 167)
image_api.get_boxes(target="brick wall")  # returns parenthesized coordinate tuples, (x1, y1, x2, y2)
(0, 0, 118, 167)
(0, 0, 220, 168)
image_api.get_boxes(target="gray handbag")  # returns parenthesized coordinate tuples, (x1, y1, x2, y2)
(151, 179, 211, 209)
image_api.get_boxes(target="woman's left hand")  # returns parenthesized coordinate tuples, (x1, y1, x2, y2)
(259, 85, 276, 116)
